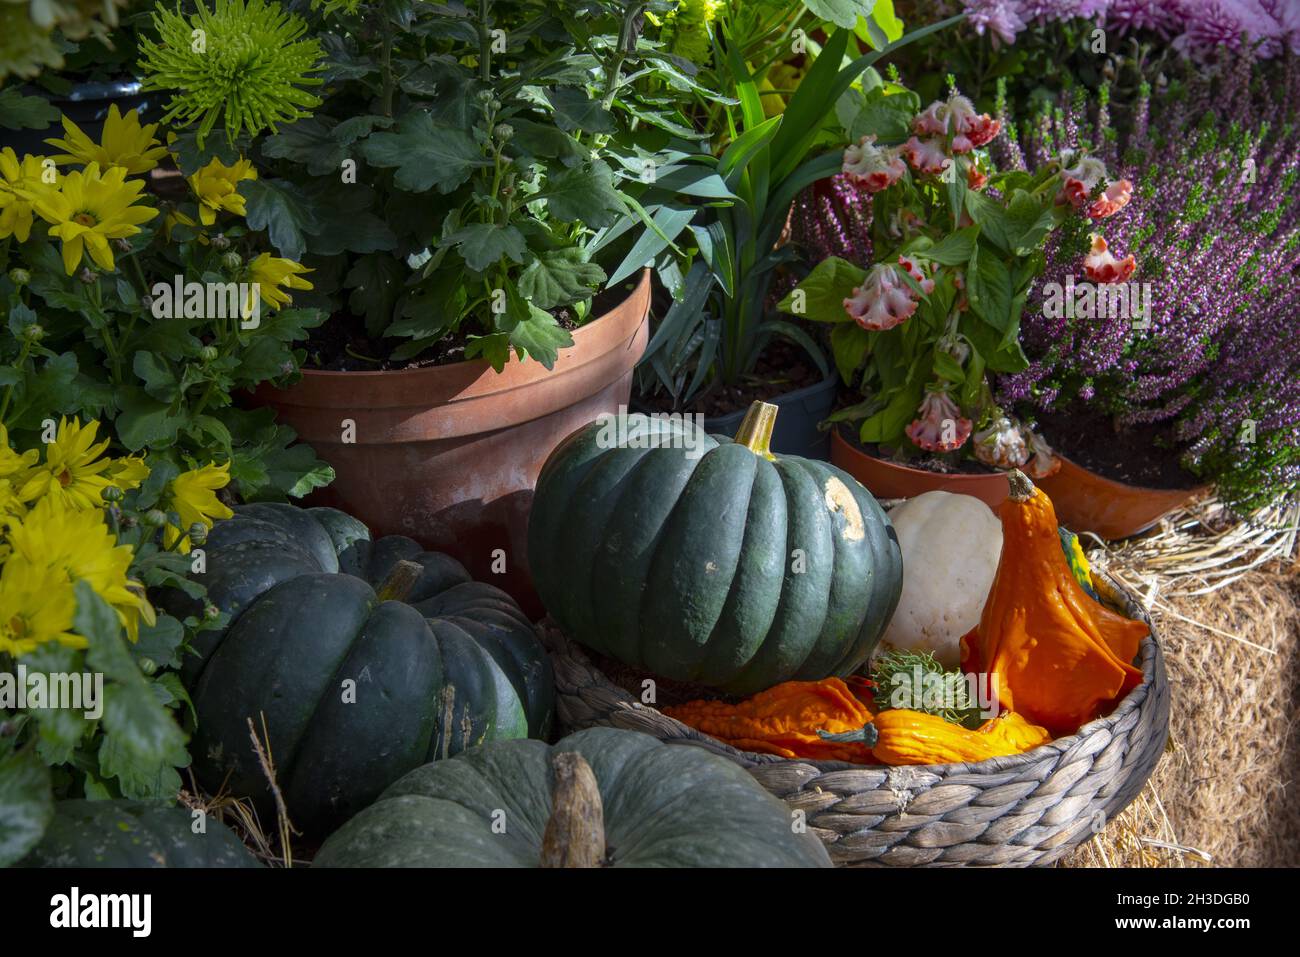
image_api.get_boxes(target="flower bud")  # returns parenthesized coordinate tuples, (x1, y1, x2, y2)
(200, 345, 219, 362)
(78, 267, 97, 285)
(494, 123, 514, 142)
(221, 251, 243, 272)
(188, 522, 208, 546)
(203, 603, 221, 621)
(142, 508, 168, 528)
(22, 323, 43, 343)
(7, 268, 30, 286)
(102, 485, 125, 503)
(211, 233, 232, 250)
(477, 89, 494, 103)
(138, 657, 158, 676)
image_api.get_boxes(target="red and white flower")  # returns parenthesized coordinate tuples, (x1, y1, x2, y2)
(973, 414, 1029, 470)
(842, 134, 906, 193)
(946, 95, 1000, 152)
(1059, 155, 1133, 220)
(905, 390, 973, 452)
(1082, 233, 1136, 284)
(897, 255, 935, 295)
(1024, 428, 1061, 478)
(843, 263, 919, 331)
(903, 135, 950, 175)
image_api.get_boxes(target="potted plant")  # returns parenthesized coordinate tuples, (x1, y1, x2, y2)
(627, 1, 962, 458)
(132, 0, 719, 607)
(777, 78, 1118, 506)
(993, 61, 1299, 534)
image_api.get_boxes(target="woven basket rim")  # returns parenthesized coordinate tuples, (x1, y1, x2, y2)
(542, 568, 1160, 776)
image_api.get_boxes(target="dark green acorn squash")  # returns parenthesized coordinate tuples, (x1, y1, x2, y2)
(528, 402, 903, 695)
(185, 503, 555, 834)
(19, 800, 260, 868)
(313, 727, 832, 868)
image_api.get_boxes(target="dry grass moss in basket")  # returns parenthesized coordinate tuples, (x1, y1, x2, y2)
(542, 470, 1172, 866)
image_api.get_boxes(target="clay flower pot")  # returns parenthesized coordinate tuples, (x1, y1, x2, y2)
(830, 426, 1009, 508)
(254, 271, 651, 615)
(1035, 454, 1209, 540)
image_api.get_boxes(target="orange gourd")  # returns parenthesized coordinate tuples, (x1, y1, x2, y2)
(864, 709, 1052, 765)
(962, 469, 1147, 735)
(663, 678, 876, 763)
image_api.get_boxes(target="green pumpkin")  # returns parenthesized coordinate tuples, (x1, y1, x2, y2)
(19, 801, 260, 868)
(528, 403, 903, 695)
(313, 727, 832, 868)
(185, 503, 555, 834)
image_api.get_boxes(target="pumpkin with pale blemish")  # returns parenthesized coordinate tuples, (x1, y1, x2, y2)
(179, 503, 555, 835)
(527, 402, 903, 694)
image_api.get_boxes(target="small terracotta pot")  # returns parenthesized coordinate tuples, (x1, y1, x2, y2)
(830, 427, 1009, 508)
(254, 271, 652, 616)
(1035, 454, 1208, 540)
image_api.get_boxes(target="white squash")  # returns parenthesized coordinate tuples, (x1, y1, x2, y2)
(880, 491, 1003, 667)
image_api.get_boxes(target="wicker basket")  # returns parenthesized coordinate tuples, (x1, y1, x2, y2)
(540, 571, 1170, 867)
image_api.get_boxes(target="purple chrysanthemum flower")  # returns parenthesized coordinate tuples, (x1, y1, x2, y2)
(964, 0, 1029, 45)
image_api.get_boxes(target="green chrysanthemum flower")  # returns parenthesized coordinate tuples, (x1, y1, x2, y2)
(660, 0, 722, 65)
(138, 0, 323, 147)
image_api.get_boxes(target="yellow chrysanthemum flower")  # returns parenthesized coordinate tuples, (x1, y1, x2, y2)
(0, 148, 58, 242)
(0, 423, 39, 482)
(34, 161, 159, 275)
(107, 455, 151, 492)
(18, 416, 118, 509)
(0, 557, 81, 657)
(8, 495, 155, 643)
(164, 462, 234, 551)
(189, 156, 257, 225)
(44, 105, 169, 175)
(245, 252, 313, 312)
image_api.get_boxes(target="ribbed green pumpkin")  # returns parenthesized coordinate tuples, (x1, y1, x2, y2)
(19, 801, 260, 868)
(184, 503, 555, 834)
(528, 403, 903, 695)
(313, 727, 832, 868)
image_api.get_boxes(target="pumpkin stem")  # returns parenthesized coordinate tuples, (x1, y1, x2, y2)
(734, 400, 779, 460)
(375, 559, 424, 603)
(817, 723, 880, 747)
(540, 751, 607, 868)
(1006, 468, 1035, 503)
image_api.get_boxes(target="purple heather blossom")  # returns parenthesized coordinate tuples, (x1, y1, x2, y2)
(996, 52, 1300, 507)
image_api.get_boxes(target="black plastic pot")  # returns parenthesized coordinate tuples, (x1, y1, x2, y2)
(1, 80, 155, 157)
(703, 370, 839, 460)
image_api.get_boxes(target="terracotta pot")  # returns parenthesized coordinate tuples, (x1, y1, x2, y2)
(1035, 453, 1208, 540)
(254, 270, 652, 617)
(830, 426, 1009, 508)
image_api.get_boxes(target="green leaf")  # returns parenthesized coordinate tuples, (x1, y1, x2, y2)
(831, 322, 871, 382)
(548, 87, 615, 134)
(537, 161, 626, 229)
(445, 223, 528, 272)
(116, 389, 187, 451)
(0, 749, 53, 867)
(501, 286, 573, 369)
(933, 349, 965, 383)
(240, 179, 322, 261)
(844, 85, 921, 144)
(97, 732, 186, 800)
(860, 379, 924, 445)
(804, 0, 878, 30)
(966, 250, 1014, 336)
(260, 438, 335, 499)
(518, 249, 605, 310)
(0, 88, 59, 131)
(464, 332, 512, 371)
(964, 190, 1012, 254)
(778, 257, 866, 323)
(916, 225, 980, 266)
(133, 351, 180, 403)
(1005, 189, 1059, 256)
(345, 254, 406, 334)
(133, 615, 186, 672)
(608, 203, 695, 286)
(360, 112, 490, 194)
(4, 352, 78, 431)
(262, 117, 350, 176)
